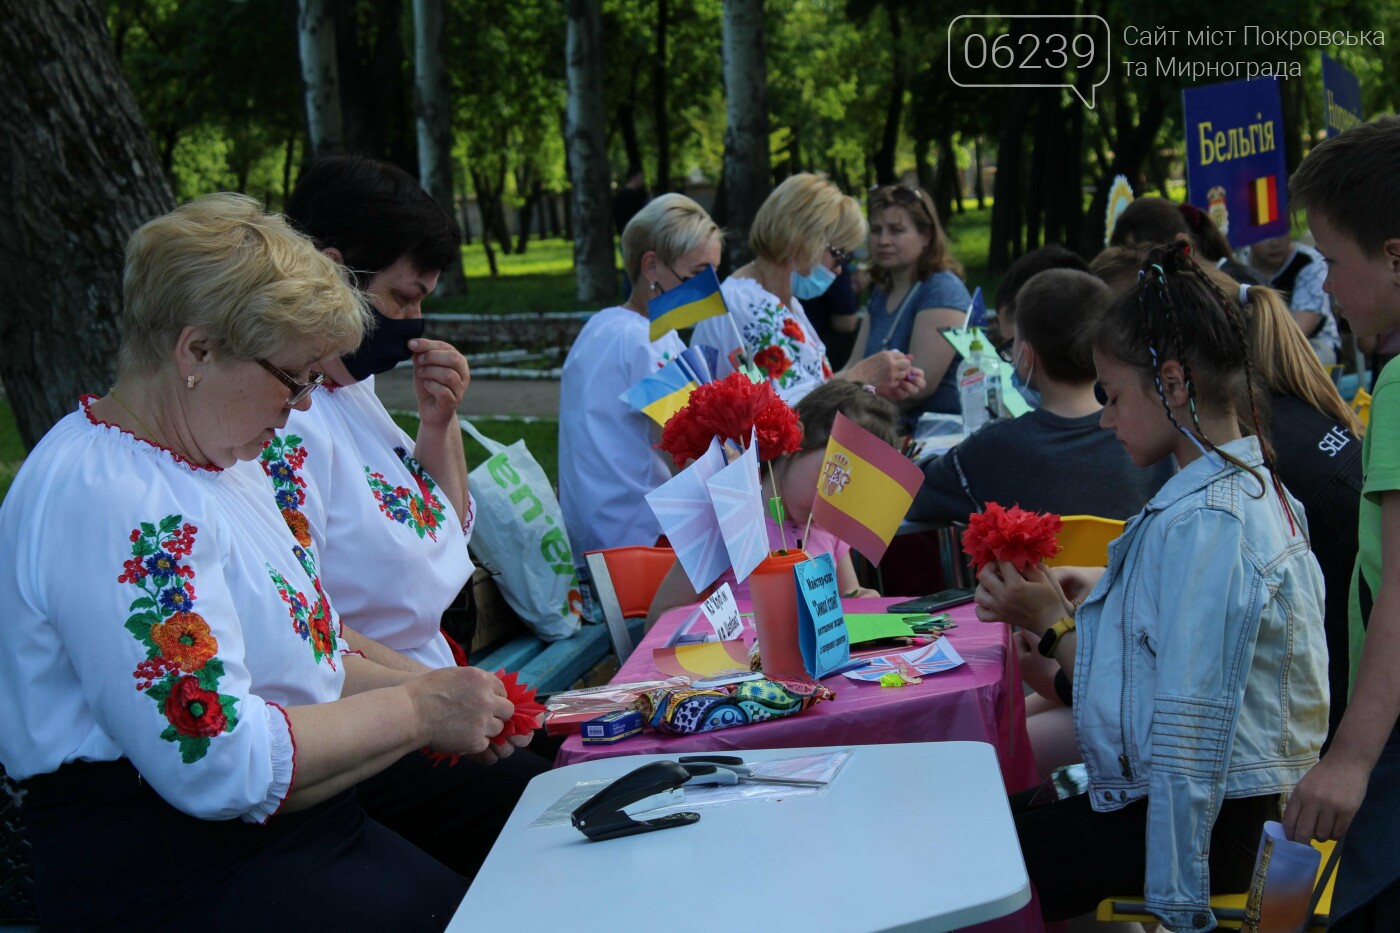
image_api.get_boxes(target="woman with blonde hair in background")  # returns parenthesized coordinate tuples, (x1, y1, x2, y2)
(691, 173, 925, 405)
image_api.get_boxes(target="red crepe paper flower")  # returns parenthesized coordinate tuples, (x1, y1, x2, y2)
(492, 669, 547, 746)
(657, 371, 803, 467)
(962, 503, 1062, 574)
(423, 669, 546, 766)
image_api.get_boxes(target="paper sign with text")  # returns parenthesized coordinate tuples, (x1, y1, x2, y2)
(700, 582, 743, 642)
(794, 553, 850, 679)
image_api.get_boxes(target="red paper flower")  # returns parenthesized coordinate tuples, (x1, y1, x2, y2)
(753, 345, 792, 378)
(781, 318, 806, 343)
(657, 371, 803, 467)
(961, 503, 1062, 574)
(491, 669, 547, 746)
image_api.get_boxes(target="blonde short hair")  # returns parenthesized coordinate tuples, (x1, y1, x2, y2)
(621, 193, 723, 284)
(749, 173, 866, 270)
(119, 192, 369, 375)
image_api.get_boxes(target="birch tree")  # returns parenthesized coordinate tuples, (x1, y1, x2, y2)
(413, 0, 466, 296)
(297, 0, 343, 158)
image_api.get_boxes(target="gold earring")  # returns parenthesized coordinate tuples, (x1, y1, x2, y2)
(186, 374, 197, 389)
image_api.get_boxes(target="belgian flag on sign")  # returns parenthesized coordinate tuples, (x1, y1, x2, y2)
(1250, 175, 1279, 226)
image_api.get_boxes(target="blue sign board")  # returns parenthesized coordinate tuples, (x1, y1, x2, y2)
(1182, 77, 1289, 248)
(1321, 54, 1363, 137)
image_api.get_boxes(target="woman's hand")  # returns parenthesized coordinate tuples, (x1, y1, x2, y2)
(1014, 627, 1060, 699)
(844, 349, 914, 391)
(1283, 753, 1372, 842)
(973, 560, 1069, 636)
(410, 338, 470, 428)
(876, 366, 926, 402)
(404, 666, 515, 755)
(462, 714, 543, 764)
(1049, 565, 1105, 606)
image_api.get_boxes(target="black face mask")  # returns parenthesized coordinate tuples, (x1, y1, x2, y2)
(340, 309, 426, 382)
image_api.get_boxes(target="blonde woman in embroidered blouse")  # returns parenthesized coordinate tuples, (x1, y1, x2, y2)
(690, 173, 926, 405)
(0, 193, 512, 929)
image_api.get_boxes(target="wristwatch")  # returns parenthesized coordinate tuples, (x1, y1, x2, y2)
(1038, 616, 1077, 658)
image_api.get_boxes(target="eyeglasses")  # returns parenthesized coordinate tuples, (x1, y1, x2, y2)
(1093, 382, 1108, 406)
(877, 185, 936, 220)
(257, 358, 325, 406)
(828, 244, 854, 267)
(997, 340, 1016, 365)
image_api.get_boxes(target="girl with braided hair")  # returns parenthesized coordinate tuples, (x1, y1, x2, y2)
(975, 241, 1329, 930)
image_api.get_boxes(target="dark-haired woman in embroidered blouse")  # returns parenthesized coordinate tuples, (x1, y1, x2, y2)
(0, 194, 514, 929)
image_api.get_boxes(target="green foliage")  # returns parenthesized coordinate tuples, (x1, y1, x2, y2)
(0, 395, 20, 503)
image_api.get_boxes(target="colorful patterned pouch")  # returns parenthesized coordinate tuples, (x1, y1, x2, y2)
(636, 676, 835, 735)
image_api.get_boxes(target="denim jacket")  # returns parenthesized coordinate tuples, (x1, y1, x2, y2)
(1072, 436, 1329, 932)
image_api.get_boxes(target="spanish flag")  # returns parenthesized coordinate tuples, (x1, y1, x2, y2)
(1250, 175, 1279, 226)
(647, 264, 727, 341)
(809, 412, 925, 565)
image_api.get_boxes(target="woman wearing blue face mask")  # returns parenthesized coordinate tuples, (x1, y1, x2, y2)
(691, 173, 924, 406)
(849, 185, 973, 429)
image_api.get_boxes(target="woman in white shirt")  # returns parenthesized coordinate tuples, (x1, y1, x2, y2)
(559, 193, 722, 562)
(690, 172, 926, 406)
(281, 155, 549, 879)
(0, 194, 515, 928)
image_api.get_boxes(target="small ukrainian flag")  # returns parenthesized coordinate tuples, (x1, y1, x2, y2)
(620, 345, 720, 426)
(647, 265, 727, 341)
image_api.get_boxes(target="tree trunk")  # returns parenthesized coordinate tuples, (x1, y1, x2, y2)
(565, 0, 615, 305)
(282, 131, 298, 209)
(296, 0, 343, 157)
(913, 133, 935, 198)
(653, 0, 671, 192)
(990, 87, 1033, 271)
(617, 101, 643, 179)
(716, 0, 769, 270)
(0, 0, 175, 450)
(457, 160, 473, 245)
(973, 137, 986, 210)
(412, 0, 465, 297)
(471, 169, 501, 276)
(872, 7, 903, 187)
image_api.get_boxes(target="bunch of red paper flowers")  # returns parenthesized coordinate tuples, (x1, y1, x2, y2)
(657, 371, 803, 468)
(961, 503, 1062, 574)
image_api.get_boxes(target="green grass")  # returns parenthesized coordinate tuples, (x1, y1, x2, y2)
(431, 237, 606, 316)
(944, 204, 999, 306)
(391, 412, 561, 490)
(0, 396, 22, 502)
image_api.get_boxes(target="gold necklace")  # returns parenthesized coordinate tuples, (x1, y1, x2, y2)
(108, 387, 167, 449)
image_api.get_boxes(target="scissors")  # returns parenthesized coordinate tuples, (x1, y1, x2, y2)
(677, 755, 828, 788)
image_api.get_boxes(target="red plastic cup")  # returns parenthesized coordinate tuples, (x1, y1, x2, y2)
(749, 548, 811, 678)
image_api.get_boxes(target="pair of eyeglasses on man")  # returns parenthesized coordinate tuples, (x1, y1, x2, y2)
(828, 244, 854, 267)
(257, 358, 325, 405)
(996, 340, 1016, 365)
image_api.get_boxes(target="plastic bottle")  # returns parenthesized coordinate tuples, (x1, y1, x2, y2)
(959, 336, 990, 435)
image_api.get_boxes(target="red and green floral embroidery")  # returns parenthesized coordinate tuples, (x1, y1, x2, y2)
(266, 544, 339, 670)
(738, 293, 831, 391)
(260, 434, 312, 547)
(364, 446, 446, 541)
(119, 515, 239, 764)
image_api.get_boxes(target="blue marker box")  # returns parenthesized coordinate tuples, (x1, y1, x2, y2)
(580, 710, 643, 745)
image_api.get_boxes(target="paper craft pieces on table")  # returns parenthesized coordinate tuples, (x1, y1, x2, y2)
(961, 502, 1062, 573)
(841, 640, 966, 682)
(809, 412, 926, 565)
(705, 431, 768, 584)
(844, 613, 926, 647)
(652, 640, 751, 678)
(621, 345, 724, 427)
(647, 437, 730, 590)
(638, 675, 835, 735)
(646, 263, 727, 341)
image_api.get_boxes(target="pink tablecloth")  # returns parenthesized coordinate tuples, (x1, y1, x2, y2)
(556, 597, 1038, 794)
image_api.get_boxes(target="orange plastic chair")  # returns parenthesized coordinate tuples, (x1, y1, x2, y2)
(1043, 515, 1125, 568)
(1097, 838, 1337, 930)
(583, 546, 677, 663)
